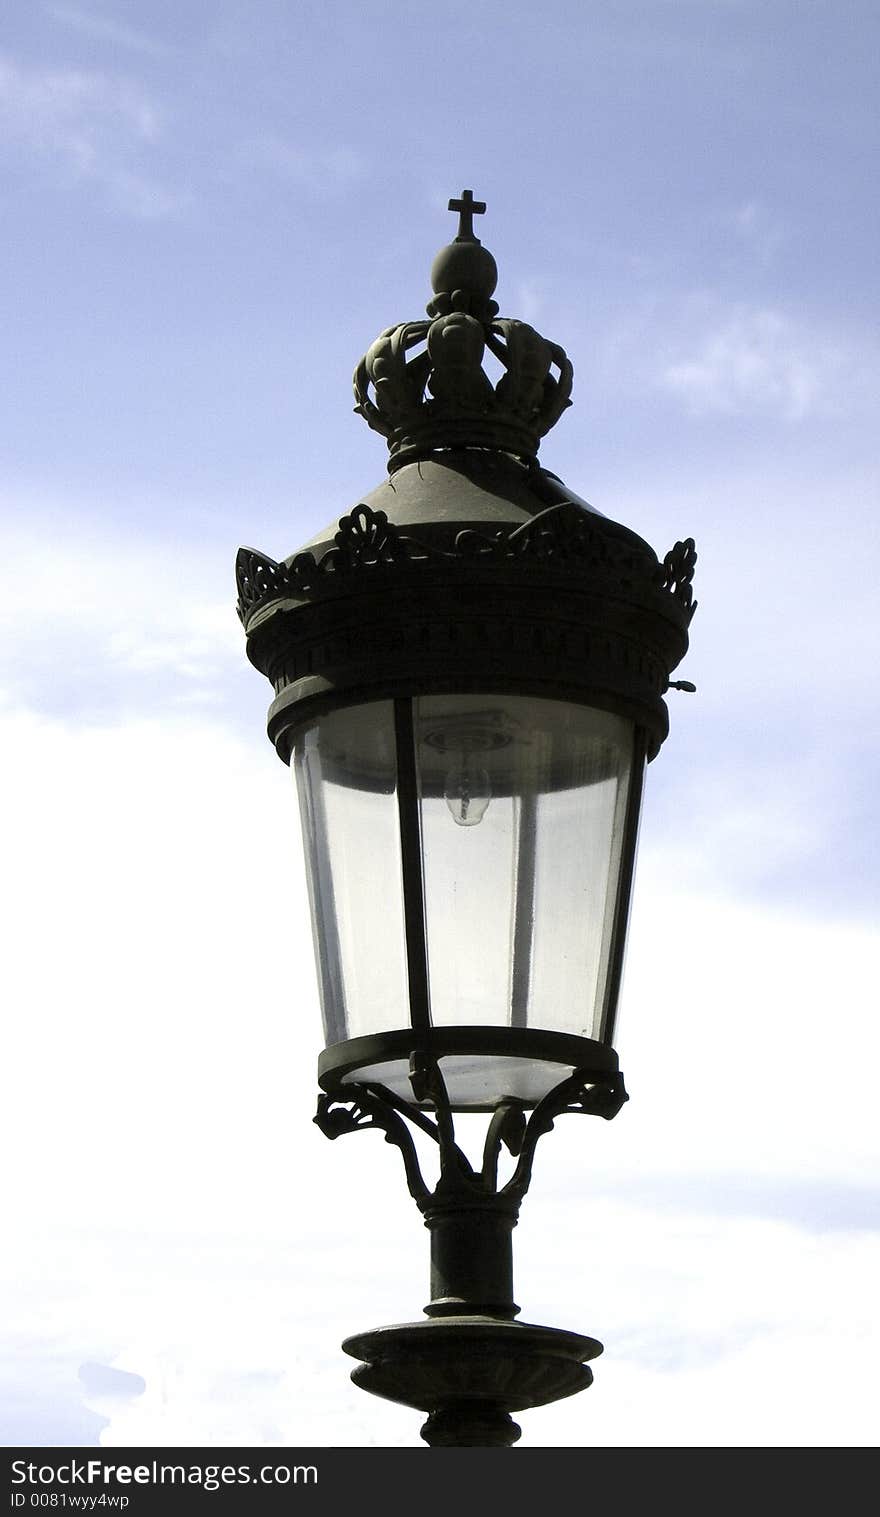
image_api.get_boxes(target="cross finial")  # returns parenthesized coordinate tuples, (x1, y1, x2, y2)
(448, 189, 486, 243)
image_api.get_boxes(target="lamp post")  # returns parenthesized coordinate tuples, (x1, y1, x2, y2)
(237, 192, 697, 1447)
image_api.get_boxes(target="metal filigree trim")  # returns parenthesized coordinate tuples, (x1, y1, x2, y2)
(237, 503, 695, 625)
(314, 1086, 432, 1204)
(654, 537, 698, 621)
(313, 1058, 628, 1216)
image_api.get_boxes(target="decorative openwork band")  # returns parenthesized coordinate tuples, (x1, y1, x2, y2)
(237, 500, 697, 628)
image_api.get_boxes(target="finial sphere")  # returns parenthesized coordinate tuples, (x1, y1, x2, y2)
(430, 241, 498, 303)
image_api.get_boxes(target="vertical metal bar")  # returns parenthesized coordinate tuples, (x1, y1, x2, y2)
(509, 790, 537, 1028)
(394, 697, 432, 1033)
(599, 726, 647, 1045)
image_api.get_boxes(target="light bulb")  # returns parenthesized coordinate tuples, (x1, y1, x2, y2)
(444, 763, 491, 826)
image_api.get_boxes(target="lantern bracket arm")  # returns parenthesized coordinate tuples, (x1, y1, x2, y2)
(480, 1100, 528, 1192)
(314, 1086, 433, 1205)
(359, 1078, 442, 1143)
(314, 1064, 628, 1212)
(409, 1050, 478, 1186)
(312, 1069, 477, 1205)
(499, 1068, 629, 1205)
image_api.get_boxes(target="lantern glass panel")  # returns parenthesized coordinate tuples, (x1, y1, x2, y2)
(414, 695, 639, 1044)
(294, 703, 409, 1045)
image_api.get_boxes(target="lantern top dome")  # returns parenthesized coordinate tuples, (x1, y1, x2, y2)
(354, 190, 574, 473)
(237, 192, 697, 774)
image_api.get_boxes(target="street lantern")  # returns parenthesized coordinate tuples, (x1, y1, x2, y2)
(237, 192, 696, 1446)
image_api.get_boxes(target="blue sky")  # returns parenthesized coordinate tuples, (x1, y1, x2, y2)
(1, 0, 878, 1447)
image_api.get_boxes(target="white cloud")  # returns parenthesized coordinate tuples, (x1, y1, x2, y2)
(638, 761, 835, 902)
(0, 508, 242, 714)
(518, 1205, 880, 1447)
(105, 602, 239, 683)
(591, 295, 876, 423)
(661, 306, 833, 420)
(0, 51, 182, 218)
(49, 1210, 880, 1447)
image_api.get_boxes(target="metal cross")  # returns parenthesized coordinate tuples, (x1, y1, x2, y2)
(448, 189, 486, 241)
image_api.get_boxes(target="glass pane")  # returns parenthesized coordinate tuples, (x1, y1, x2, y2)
(293, 703, 409, 1046)
(528, 750, 633, 1040)
(415, 695, 639, 1044)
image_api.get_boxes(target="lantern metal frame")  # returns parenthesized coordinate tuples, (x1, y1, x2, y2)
(310, 690, 645, 1111)
(238, 463, 694, 1115)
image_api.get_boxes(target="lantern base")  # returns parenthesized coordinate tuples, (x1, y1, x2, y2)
(319, 1027, 619, 1112)
(342, 1315, 602, 1447)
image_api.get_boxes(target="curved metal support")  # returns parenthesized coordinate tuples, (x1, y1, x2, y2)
(359, 1079, 442, 1144)
(409, 1050, 477, 1192)
(500, 1068, 629, 1205)
(314, 1088, 431, 1205)
(480, 1101, 527, 1193)
(315, 1062, 627, 1212)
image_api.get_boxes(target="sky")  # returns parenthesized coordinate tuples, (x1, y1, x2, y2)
(1, 0, 878, 1450)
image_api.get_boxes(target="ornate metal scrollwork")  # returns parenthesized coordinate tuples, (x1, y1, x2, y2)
(313, 1058, 628, 1219)
(655, 536, 698, 620)
(314, 1085, 431, 1204)
(499, 1069, 628, 1207)
(329, 503, 404, 568)
(237, 500, 694, 627)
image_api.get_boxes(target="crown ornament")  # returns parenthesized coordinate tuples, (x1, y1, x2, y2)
(354, 190, 574, 472)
